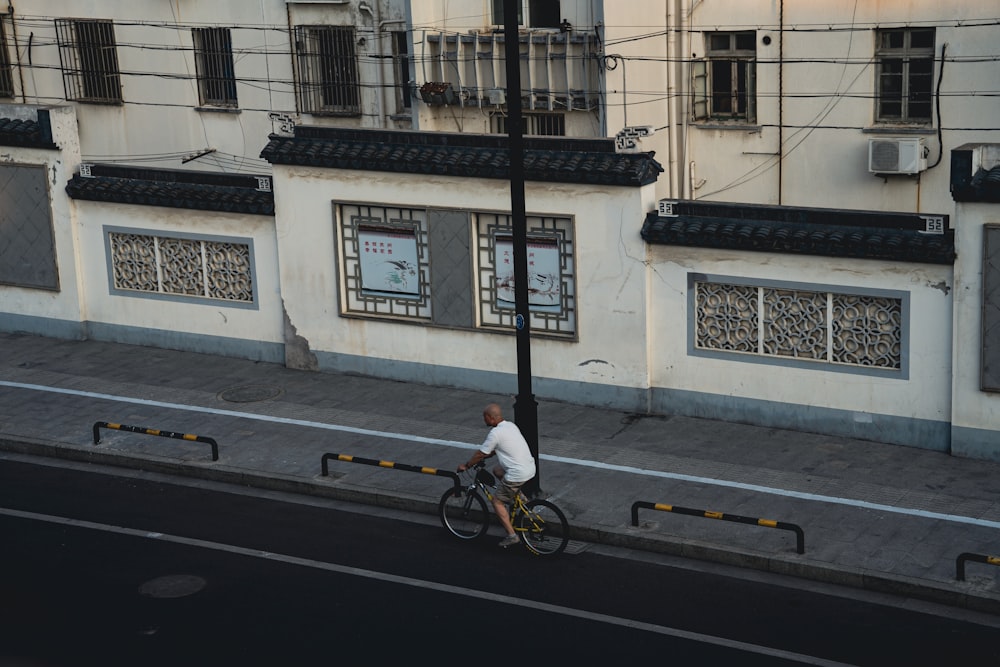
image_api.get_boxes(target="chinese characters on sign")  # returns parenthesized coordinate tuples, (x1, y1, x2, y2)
(358, 222, 420, 295)
(494, 235, 561, 312)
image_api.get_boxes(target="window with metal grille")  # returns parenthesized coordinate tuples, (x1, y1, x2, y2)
(0, 19, 13, 98)
(494, 112, 565, 136)
(875, 28, 935, 123)
(392, 30, 411, 112)
(294, 25, 359, 116)
(692, 31, 756, 123)
(193, 27, 237, 108)
(492, 1, 561, 28)
(54, 18, 122, 104)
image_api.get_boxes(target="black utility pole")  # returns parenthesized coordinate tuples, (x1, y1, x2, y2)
(502, 0, 540, 496)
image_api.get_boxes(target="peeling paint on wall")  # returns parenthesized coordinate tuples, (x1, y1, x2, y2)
(283, 304, 318, 371)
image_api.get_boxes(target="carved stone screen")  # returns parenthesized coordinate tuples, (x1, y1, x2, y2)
(0, 164, 58, 290)
(983, 224, 1000, 391)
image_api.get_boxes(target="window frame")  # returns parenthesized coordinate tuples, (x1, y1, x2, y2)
(293, 25, 360, 116)
(192, 27, 238, 109)
(0, 18, 13, 99)
(492, 1, 561, 29)
(493, 112, 565, 136)
(874, 28, 935, 124)
(54, 18, 123, 104)
(391, 30, 412, 113)
(692, 31, 757, 124)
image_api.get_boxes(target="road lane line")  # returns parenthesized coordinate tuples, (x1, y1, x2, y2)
(2, 380, 998, 530)
(1, 505, 856, 667)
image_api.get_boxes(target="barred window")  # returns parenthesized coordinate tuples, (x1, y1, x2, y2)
(875, 28, 935, 123)
(193, 27, 238, 108)
(55, 18, 122, 104)
(294, 25, 359, 115)
(0, 19, 13, 98)
(692, 31, 756, 123)
(107, 230, 255, 305)
(391, 30, 411, 112)
(492, 0, 561, 28)
(494, 112, 565, 136)
(694, 280, 904, 372)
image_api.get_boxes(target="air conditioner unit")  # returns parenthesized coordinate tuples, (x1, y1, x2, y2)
(868, 137, 927, 175)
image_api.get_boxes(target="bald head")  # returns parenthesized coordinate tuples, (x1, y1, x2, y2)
(483, 403, 504, 426)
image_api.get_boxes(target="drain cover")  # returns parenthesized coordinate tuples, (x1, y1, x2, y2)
(138, 574, 207, 599)
(219, 383, 282, 403)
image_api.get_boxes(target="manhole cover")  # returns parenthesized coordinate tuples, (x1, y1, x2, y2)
(138, 574, 207, 599)
(219, 383, 282, 403)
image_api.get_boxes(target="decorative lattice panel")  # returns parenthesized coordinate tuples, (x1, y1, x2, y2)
(109, 231, 253, 303)
(695, 280, 902, 370)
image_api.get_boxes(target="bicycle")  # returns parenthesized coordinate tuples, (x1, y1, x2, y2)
(438, 461, 569, 556)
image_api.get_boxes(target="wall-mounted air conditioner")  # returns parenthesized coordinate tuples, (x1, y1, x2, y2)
(868, 137, 927, 175)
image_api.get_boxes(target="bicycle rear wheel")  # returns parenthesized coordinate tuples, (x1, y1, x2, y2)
(516, 499, 569, 556)
(438, 487, 490, 540)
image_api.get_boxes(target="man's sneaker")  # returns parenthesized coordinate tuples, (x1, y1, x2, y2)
(498, 534, 520, 548)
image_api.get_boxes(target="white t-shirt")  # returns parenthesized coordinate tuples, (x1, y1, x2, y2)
(479, 419, 536, 484)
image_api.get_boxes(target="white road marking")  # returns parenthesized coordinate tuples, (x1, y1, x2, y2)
(1, 379, 997, 530)
(1, 505, 857, 667)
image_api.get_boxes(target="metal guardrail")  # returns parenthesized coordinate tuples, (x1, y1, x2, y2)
(321, 452, 460, 489)
(956, 552, 1000, 581)
(92, 421, 219, 461)
(631, 500, 805, 554)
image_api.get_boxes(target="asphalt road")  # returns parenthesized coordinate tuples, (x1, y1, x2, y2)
(3, 456, 999, 666)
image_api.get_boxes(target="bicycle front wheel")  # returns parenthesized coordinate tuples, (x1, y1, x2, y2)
(438, 487, 490, 540)
(516, 499, 569, 556)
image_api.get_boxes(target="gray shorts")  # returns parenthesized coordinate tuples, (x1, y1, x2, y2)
(494, 477, 525, 504)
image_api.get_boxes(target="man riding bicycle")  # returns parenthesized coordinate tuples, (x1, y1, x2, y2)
(457, 403, 536, 547)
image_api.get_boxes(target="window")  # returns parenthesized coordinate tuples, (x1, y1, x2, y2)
(193, 27, 237, 108)
(494, 112, 565, 136)
(476, 213, 576, 337)
(692, 31, 756, 123)
(294, 25, 359, 115)
(492, 1, 561, 28)
(54, 18, 122, 104)
(0, 18, 13, 98)
(692, 279, 906, 374)
(338, 204, 431, 320)
(107, 229, 256, 305)
(391, 30, 411, 112)
(875, 28, 935, 123)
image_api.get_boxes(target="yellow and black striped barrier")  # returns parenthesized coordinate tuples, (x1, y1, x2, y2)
(321, 452, 460, 490)
(92, 421, 219, 461)
(956, 552, 1000, 581)
(631, 500, 805, 554)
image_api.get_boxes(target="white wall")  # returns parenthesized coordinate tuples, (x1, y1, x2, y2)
(272, 162, 656, 397)
(646, 243, 954, 446)
(71, 202, 284, 346)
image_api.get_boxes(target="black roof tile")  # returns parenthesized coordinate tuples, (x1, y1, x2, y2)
(0, 117, 58, 150)
(642, 200, 955, 265)
(260, 127, 662, 187)
(65, 165, 274, 215)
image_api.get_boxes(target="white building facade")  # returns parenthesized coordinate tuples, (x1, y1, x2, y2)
(0, 1, 997, 458)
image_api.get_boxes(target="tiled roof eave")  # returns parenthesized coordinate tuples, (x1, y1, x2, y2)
(260, 136, 662, 187)
(640, 212, 956, 265)
(65, 176, 275, 216)
(0, 119, 58, 150)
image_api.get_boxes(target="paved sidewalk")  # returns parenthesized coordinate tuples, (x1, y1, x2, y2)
(2, 332, 1000, 614)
